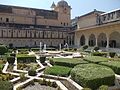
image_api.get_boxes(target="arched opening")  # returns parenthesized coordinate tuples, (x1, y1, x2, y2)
(109, 31, 120, 48)
(89, 34, 96, 46)
(80, 35, 85, 46)
(98, 33, 107, 47)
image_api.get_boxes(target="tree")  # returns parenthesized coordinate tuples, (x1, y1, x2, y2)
(0, 45, 8, 57)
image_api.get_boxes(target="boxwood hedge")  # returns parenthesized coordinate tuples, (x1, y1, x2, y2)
(17, 54, 36, 63)
(71, 64, 115, 90)
(99, 61, 120, 74)
(44, 65, 72, 77)
(83, 56, 108, 64)
(50, 58, 88, 68)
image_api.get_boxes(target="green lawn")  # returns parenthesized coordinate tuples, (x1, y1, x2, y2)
(44, 65, 72, 77)
(50, 58, 88, 67)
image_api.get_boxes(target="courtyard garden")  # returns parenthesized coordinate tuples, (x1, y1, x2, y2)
(0, 44, 120, 90)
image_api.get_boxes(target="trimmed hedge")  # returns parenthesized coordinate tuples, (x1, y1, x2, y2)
(109, 52, 116, 58)
(82, 45, 88, 50)
(39, 56, 46, 63)
(93, 46, 99, 51)
(17, 54, 36, 63)
(28, 69, 36, 76)
(0, 45, 8, 55)
(7, 56, 15, 65)
(50, 58, 88, 68)
(44, 65, 72, 77)
(92, 52, 108, 57)
(83, 56, 108, 64)
(71, 64, 115, 90)
(99, 61, 120, 74)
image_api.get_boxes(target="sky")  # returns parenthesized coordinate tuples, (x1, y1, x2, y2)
(0, 0, 120, 19)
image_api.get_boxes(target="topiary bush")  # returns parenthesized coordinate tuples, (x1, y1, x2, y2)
(82, 45, 88, 50)
(40, 56, 46, 63)
(7, 56, 15, 65)
(92, 52, 107, 57)
(28, 69, 36, 76)
(93, 46, 99, 51)
(10, 53, 16, 57)
(0, 45, 8, 56)
(109, 52, 116, 58)
(0, 81, 13, 90)
(71, 64, 115, 90)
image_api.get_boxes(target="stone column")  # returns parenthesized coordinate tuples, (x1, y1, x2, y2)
(95, 38, 98, 47)
(85, 37, 89, 46)
(106, 34, 109, 48)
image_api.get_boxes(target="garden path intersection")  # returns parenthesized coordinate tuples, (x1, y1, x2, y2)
(2, 51, 83, 90)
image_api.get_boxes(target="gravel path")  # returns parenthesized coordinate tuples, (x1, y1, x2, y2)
(23, 82, 57, 90)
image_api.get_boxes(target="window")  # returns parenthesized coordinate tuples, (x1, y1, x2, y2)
(64, 23, 65, 26)
(6, 18, 9, 22)
(0, 18, 2, 21)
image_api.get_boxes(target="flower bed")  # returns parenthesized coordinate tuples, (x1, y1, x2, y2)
(71, 64, 115, 90)
(17, 63, 40, 71)
(83, 56, 108, 64)
(44, 65, 72, 77)
(99, 61, 120, 74)
(49, 58, 88, 68)
(18, 79, 59, 90)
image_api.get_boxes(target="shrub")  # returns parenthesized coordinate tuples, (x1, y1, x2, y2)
(20, 73, 26, 81)
(0, 45, 8, 55)
(10, 53, 16, 57)
(64, 48, 69, 51)
(82, 45, 88, 50)
(40, 56, 46, 63)
(17, 54, 36, 63)
(92, 52, 107, 57)
(99, 61, 120, 74)
(71, 64, 115, 90)
(98, 85, 108, 90)
(82, 88, 92, 90)
(0, 81, 13, 90)
(51, 81, 57, 88)
(50, 58, 88, 68)
(7, 56, 15, 65)
(49, 59, 55, 65)
(84, 56, 108, 64)
(93, 46, 99, 51)
(28, 69, 36, 76)
(109, 52, 116, 58)
(44, 65, 72, 77)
